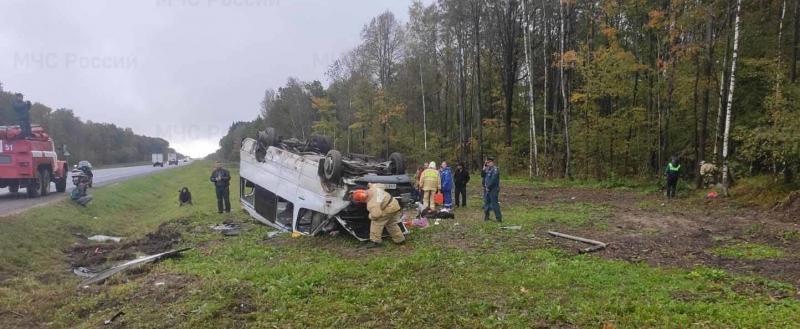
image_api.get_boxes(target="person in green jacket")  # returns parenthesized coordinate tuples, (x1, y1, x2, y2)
(665, 156, 681, 199)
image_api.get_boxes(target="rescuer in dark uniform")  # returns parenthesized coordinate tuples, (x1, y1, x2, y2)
(210, 161, 231, 213)
(665, 156, 681, 199)
(11, 93, 32, 138)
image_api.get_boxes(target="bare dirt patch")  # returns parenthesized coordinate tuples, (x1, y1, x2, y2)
(774, 191, 800, 222)
(519, 186, 800, 287)
(67, 219, 188, 272)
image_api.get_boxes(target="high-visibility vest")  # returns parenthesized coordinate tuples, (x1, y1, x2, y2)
(667, 163, 681, 172)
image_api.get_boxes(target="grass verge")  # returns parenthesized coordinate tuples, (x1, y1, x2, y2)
(710, 242, 787, 260)
(0, 162, 798, 328)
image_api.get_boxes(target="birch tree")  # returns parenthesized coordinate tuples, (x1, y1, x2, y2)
(559, 0, 571, 177)
(522, 0, 539, 177)
(721, 0, 742, 196)
(540, 0, 549, 166)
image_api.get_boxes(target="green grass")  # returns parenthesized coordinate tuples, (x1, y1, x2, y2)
(0, 161, 226, 276)
(504, 202, 610, 228)
(710, 242, 787, 260)
(501, 175, 660, 193)
(1, 163, 800, 328)
(728, 175, 800, 208)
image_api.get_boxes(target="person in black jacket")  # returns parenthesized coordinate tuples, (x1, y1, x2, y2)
(453, 162, 470, 207)
(210, 161, 231, 213)
(12, 93, 32, 138)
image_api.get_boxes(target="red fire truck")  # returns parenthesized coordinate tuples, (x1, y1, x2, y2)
(0, 125, 68, 197)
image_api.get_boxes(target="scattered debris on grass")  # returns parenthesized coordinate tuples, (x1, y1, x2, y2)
(264, 231, 283, 240)
(210, 219, 244, 236)
(412, 217, 429, 228)
(103, 311, 124, 325)
(79, 248, 192, 286)
(88, 235, 123, 243)
(209, 223, 237, 231)
(501, 225, 522, 230)
(72, 267, 95, 278)
(548, 231, 607, 253)
(67, 220, 190, 286)
(209, 223, 240, 236)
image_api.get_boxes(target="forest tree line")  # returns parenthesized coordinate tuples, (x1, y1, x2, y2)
(215, 0, 800, 188)
(0, 87, 176, 166)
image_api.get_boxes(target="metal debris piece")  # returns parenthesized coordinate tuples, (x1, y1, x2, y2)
(104, 311, 124, 325)
(209, 223, 237, 231)
(210, 223, 242, 236)
(72, 267, 96, 278)
(79, 248, 192, 286)
(500, 225, 522, 230)
(88, 235, 123, 243)
(547, 231, 607, 253)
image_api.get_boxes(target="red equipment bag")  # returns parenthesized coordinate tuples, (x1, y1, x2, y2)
(434, 192, 444, 205)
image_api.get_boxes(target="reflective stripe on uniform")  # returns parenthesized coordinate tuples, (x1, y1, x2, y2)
(668, 163, 680, 172)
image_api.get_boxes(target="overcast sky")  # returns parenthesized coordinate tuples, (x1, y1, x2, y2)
(0, 0, 417, 158)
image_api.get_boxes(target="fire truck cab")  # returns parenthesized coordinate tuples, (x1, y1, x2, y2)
(0, 125, 69, 197)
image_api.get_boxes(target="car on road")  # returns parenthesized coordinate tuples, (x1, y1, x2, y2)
(239, 128, 411, 241)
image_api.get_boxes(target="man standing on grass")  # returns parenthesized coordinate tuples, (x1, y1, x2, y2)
(440, 161, 453, 210)
(210, 161, 231, 213)
(454, 162, 470, 207)
(419, 161, 440, 210)
(481, 156, 502, 222)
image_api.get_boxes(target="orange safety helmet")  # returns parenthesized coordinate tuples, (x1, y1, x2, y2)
(352, 189, 368, 204)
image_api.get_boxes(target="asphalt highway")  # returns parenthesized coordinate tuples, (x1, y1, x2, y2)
(0, 161, 190, 216)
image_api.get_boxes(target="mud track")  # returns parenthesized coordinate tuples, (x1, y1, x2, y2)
(503, 185, 800, 288)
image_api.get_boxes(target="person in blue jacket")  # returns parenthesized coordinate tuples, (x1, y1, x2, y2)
(440, 161, 454, 209)
(481, 156, 502, 222)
